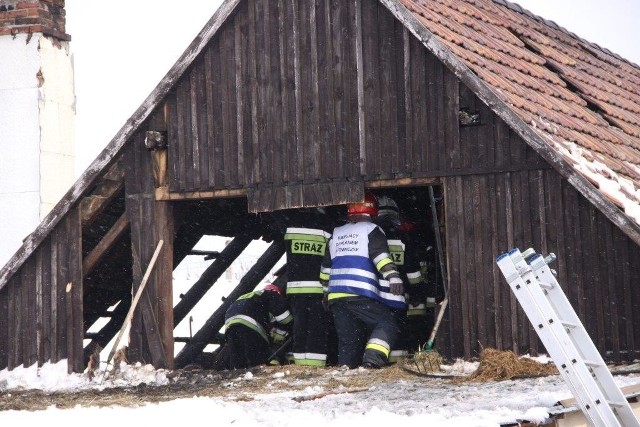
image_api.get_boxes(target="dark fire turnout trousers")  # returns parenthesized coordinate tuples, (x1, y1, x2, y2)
(329, 297, 399, 368)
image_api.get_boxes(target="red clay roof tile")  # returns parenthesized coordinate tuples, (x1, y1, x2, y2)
(401, 0, 640, 224)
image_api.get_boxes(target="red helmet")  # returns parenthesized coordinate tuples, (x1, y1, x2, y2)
(263, 283, 283, 295)
(347, 192, 378, 218)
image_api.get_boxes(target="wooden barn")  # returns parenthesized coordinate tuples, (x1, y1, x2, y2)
(2, 0, 640, 373)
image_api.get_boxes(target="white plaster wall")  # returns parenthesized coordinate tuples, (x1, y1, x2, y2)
(39, 36, 76, 216)
(0, 33, 76, 267)
(0, 34, 42, 266)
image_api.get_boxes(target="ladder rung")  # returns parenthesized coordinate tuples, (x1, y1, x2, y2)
(538, 281, 554, 290)
(606, 401, 626, 408)
(560, 321, 578, 329)
(583, 360, 602, 368)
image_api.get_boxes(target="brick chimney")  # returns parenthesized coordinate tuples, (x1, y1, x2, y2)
(0, 0, 75, 266)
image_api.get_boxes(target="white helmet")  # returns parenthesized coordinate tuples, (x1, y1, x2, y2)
(377, 196, 400, 225)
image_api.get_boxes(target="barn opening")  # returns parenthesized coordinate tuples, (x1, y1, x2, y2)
(80, 184, 447, 369)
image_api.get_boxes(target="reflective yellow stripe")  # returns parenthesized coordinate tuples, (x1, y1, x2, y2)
(284, 233, 327, 242)
(327, 292, 357, 300)
(366, 342, 390, 357)
(319, 272, 330, 281)
(376, 257, 393, 271)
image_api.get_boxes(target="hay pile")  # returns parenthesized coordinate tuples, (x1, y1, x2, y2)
(459, 348, 558, 382)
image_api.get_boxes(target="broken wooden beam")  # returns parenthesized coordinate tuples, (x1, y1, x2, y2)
(174, 239, 285, 368)
(173, 235, 253, 327)
(82, 212, 130, 277)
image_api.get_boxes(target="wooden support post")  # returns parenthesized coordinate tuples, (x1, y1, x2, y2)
(125, 130, 175, 369)
(174, 239, 285, 368)
(103, 240, 164, 379)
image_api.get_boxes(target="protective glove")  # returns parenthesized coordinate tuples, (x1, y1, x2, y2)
(389, 276, 405, 296)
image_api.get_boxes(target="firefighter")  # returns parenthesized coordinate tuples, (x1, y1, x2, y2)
(375, 196, 412, 362)
(320, 192, 404, 369)
(221, 274, 293, 370)
(283, 207, 333, 366)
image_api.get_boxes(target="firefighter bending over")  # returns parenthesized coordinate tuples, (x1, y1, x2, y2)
(219, 274, 293, 370)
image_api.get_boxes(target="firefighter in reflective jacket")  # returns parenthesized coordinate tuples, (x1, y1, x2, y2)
(283, 207, 333, 366)
(222, 278, 293, 369)
(374, 196, 428, 361)
(320, 192, 403, 368)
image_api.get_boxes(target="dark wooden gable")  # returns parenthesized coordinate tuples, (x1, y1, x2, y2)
(159, 0, 465, 211)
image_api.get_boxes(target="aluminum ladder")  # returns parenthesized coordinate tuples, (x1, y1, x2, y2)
(496, 247, 639, 427)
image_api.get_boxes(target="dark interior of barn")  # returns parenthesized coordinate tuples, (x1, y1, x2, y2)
(80, 184, 447, 369)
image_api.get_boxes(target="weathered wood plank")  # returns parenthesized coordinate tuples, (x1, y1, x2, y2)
(0, 285, 8, 369)
(344, 0, 360, 178)
(193, 60, 209, 188)
(316, 0, 332, 180)
(234, 7, 247, 185)
(68, 208, 84, 373)
(166, 95, 180, 190)
(354, 0, 365, 176)
(602, 215, 620, 361)
(488, 173, 503, 349)
(205, 41, 224, 188)
(461, 176, 476, 358)
(189, 67, 202, 190)
(361, 0, 381, 177)
(444, 177, 464, 357)
(290, 0, 304, 182)
(247, 0, 260, 184)
(391, 23, 405, 175)
(426, 51, 442, 172)
(493, 174, 509, 351)
(83, 213, 130, 276)
(443, 68, 459, 170)
(49, 228, 59, 363)
(221, 22, 239, 186)
(35, 248, 44, 366)
(22, 257, 37, 367)
(8, 275, 20, 369)
(377, 3, 398, 177)
(504, 174, 519, 352)
(140, 290, 167, 369)
(177, 78, 193, 191)
(278, 0, 294, 183)
(40, 238, 52, 363)
(616, 227, 634, 358)
(154, 201, 174, 368)
(54, 223, 69, 363)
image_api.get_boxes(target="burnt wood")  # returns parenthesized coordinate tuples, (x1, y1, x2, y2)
(173, 235, 253, 327)
(174, 239, 285, 368)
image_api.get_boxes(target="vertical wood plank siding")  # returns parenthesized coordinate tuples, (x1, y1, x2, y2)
(0, 214, 83, 371)
(165, 0, 465, 209)
(443, 165, 640, 360)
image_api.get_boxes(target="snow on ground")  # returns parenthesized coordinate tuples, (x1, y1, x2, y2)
(1, 357, 639, 426)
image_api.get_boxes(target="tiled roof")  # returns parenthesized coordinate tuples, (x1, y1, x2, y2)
(400, 0, 640, 223)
